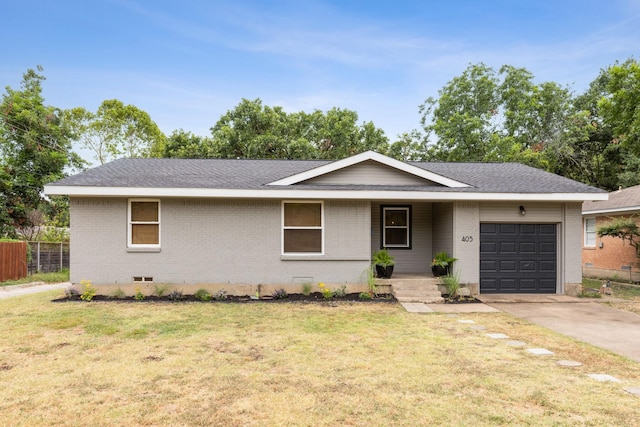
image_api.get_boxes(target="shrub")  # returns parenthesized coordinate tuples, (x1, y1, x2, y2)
(79, 280, 96, 302)
(110, 288, 126, 299)
(194, 289, 212, 301)
(212, 289, 228, 301)
(372, 249, 395, 267)
(64, 285, 79, 298)
(334, 284, 347, 298)
(134, 287, 145, 301)
(318, 282, 333, 299)
(168, 290, 183, 301)
(442, 271, 461, 298)
(301, 283, 312, 296)
(272, 288, 288, 299)
(153, 284, 170, 297)
(359, 292, 372, 300)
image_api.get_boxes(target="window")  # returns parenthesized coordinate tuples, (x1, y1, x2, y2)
(584, 217, 596, 247)
(283, 202, 323, 254)
(382, 206, 411, 248)
(128, 200, 160, 247)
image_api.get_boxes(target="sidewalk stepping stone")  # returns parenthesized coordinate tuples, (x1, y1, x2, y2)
(486, 333, 509, 339)
(624, 387, 640, 395)
(587, 374, 622, 383)
(527, 348, 554, 355)
(557, 360, 582, 367)
(506, 340, 526, 347)
(469, 325, 486, 331)
(401, 303, 434, 313)
(458, 319, 475, 324)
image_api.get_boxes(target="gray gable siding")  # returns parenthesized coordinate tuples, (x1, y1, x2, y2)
(303, 160, 440, 186)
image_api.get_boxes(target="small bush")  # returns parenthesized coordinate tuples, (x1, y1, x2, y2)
(359, 292, 372, 300)
(194, 289, 212, 301)
(442, 271, 461, 298)
(334, 284, 347, 298)
(272, 288, 288, 299)
(212, 289, 228, 301)
(168, 290, 183, 301)
(318, 282, 333, 299)
(301, 283, 312, 296)
(153, 284, 170, 297)
(134, 287, 145, 301)
(79, 280, 96, 302)
(64, 285, 79, 298)
(110, 288, 126, 299)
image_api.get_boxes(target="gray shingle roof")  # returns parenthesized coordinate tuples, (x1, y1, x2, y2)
(583, 185, 640, 213)
(48, 157, 605, 194)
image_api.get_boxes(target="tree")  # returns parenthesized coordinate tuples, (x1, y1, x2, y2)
(0, 66, 82, 237)
(419, 63, 575, 166)
(162, 129, 217, 158)
(69, 99, 166, 164)
(209, 98, 389, 160)
(597, 217, 640, 257)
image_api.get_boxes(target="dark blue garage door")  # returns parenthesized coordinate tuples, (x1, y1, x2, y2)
(480, 223, 557, 293)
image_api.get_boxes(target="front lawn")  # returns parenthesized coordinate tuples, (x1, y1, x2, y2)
(584, 278, 640, 315)
(1, 292, 639, 426)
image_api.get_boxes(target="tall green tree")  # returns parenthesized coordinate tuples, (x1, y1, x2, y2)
(209, 98, 388, 160)
(596, 58, 640, 189)
(0, 66, 82, 236)
(69, 99, 166, 164)
(419, 63, 575, 166)
(162, 129, 217, 158)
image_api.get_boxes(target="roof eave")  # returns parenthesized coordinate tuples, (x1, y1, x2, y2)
(44, 184, 609, 202)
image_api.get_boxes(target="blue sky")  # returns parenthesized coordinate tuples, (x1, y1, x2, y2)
(2, 0, 639, 159)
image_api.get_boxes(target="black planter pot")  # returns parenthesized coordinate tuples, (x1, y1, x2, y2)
(431, 265, 448, 277)
(375, 265, 394, 279)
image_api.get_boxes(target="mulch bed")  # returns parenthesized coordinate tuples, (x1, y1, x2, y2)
(53, 292, 397, 304)
(442, 295, 482, 304)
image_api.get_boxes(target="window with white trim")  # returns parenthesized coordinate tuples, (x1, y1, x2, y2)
(128, 200, 160, 248)
(382, 206, 411, 248)
(584, 217, 596, 247)
(282, 201, 323, 254)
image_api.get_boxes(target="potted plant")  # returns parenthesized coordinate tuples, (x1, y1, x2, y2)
(431, 251, 457, 277)
(373, 249, 395, 278)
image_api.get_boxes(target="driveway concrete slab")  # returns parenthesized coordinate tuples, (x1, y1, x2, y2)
(490, 302, 640, 362)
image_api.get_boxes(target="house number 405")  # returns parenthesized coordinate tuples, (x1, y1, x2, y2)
(461, 236, 473, 242)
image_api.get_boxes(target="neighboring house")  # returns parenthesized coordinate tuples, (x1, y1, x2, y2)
(44, 151, 606, 295)
(582, 185, 640, 282)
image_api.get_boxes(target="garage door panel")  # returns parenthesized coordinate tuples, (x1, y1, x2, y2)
(500, 242, 517, 253)
(480, 223, 557, 294)
(500, 260, 517, 271)
(519, 260, 536, 271)
(519, 242, 536, 253)
(520, 224, 536, 234)
(499, 224, 517, 234)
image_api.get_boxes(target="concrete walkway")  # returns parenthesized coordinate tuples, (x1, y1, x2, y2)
(0, 282, 70, 299)
(488, 302, 640, 363)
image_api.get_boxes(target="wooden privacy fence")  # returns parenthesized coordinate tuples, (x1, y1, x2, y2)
(0, 241, 28, 282)
(27, 242, 70, 275)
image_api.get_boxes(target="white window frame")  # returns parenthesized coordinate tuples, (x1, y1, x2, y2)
(584, 217, 596, 247)
(282, 200, 324, 256)
(382, 206, 410, 248)
(128, 199, 161, 248)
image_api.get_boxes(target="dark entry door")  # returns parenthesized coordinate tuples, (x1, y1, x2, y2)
(480, 223, 557, 293)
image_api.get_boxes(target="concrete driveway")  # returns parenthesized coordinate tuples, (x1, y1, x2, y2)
(486, 301, 640, 363)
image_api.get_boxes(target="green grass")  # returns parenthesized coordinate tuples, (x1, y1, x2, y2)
(0, 268, 69, 287)
(1, 291, 640, 426)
